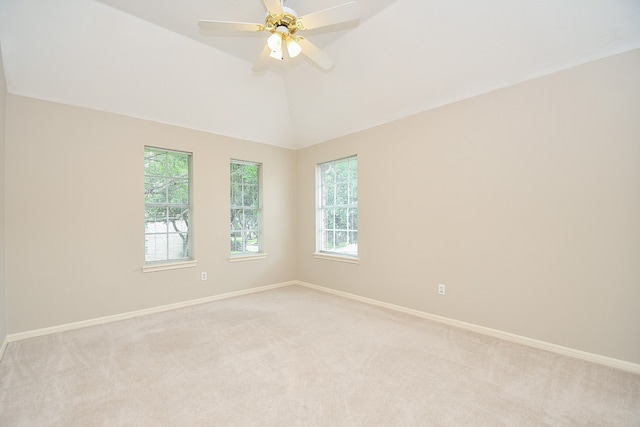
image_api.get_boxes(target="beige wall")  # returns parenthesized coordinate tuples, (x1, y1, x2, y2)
(3, 49, 639, 365)
(296, 49, 640, 364)
(0, 44, 7, 345)
(4, 96, 297, 333)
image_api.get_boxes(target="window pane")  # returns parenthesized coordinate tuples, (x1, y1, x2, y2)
(348, 209, 358, 230)
(144, 147, 191, 264)
(348, 158, 357, 203)
(145, 234, 167, 263)
(168, 178, 189, 205)
(349, 158, 357, 176)
(231, 209, 243, 230)
(322, 182, 335, 206)
(145, 206, 168, 233)
(145, 150, 166, 176)
(145, 177, 167, 203)
(231, 231, 243, 253)
(349, 231, 358, 247)
(230, 183, 243, 206)
(323, 230, 335, 251)
(323, 208, 335, 230)
(166, 152, 189, 177)
(321, 164, 333, 183)
(336, 207, 348, 229)
(336, 231, 348, 248)
(168, 207, 189, 233)
(318, 156, 357, 256)
(244, 184, 258, 207)
(336, 162, 348, 184)
(244, 209, 259, 229)
(335, 181, 347, 205)
(168, 233, 188, 259)
(246, 236, 259, 253)
(243, 165, 259, 184)
(230, 161, 262, 255)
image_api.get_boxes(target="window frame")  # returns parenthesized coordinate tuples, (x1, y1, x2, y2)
(143, 146, 195, 270)
(230, 159, 265, 260)
(315, 155, 359, 262)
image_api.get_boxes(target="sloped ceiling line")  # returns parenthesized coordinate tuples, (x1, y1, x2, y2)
(1, 0, 639, 149)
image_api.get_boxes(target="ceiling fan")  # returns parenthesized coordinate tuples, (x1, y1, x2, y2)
(198, 0, 360, 71)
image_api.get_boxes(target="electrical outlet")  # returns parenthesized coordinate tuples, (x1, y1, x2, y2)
(438, 283, 446, 295)
(201, 272, 207, 281)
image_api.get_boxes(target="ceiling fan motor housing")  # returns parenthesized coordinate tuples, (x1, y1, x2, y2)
(266, 6, 300, 35)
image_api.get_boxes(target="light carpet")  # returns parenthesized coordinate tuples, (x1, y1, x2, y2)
(1, 285, 639, 426)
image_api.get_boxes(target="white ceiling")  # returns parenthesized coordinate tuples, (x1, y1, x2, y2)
(1, 0, 639, 149)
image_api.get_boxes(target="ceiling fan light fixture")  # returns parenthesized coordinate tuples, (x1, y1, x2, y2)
(267, 35, 283, 60)
(198, 1, 360, 70)
(268, 25, 290, 61)
(269, 46, 284, 60)
(286, 37, 302, 58)
(267, 31, 282, 51)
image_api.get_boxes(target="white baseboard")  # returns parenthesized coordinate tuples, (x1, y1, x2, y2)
(297, 281, 640, 375)
(7, 280, 639, 375)
(8, 281, 295, 342)
(0, 335, 7, 363)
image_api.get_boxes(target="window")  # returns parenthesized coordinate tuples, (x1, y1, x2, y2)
(230, 160, 262, 256)
(144, 147, 192, 264)
(317, 155, 358, 257)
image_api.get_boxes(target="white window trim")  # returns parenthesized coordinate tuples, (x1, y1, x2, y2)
(313, 252, 360, 264)
(228, 253, 268, 263)
(142, 260, 198, 273)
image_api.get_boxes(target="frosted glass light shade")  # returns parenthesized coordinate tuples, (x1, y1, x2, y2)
(267, 32, 282, 51)
(268, 33, 283, 60)
(286, 38, 302, 58)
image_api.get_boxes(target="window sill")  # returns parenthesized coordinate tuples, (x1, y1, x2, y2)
(142, 260, 198, 273)
(313, 252, 360, 264)
(229, 253, 268, 263)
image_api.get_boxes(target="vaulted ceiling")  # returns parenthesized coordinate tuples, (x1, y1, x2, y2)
(1, 0, 639, 149)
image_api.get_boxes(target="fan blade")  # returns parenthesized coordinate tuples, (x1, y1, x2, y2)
(252, 44, 272, 72)
(263, 0, 283, 15)
(198, 20, 264, 32)
(298, 38, 334, 70)
(298, 2, 359, 31)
